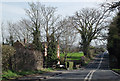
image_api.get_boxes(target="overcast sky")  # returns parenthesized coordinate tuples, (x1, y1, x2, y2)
(1, 0, 119, 22)
(2, 2, 103, 22)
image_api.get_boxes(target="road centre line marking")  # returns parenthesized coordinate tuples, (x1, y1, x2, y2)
(88, 70, 96, 81)
(84, 53, 104, 81)
(97, 54, 104, 69)
(84, 70, 92, 81)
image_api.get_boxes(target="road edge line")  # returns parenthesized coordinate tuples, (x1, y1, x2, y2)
(111, 70, 120, 77)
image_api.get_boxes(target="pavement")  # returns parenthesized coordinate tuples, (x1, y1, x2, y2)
(17, 52, 120, 81)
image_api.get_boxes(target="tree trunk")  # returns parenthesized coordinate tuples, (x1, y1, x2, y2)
(82, 43, 91, 58)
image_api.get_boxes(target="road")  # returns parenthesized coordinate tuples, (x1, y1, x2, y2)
(42, 53, 120, 81)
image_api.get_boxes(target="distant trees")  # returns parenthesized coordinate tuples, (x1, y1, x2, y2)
(1, 22, 16, 45)
(7, 22, 17, 46)
(58, 18, 78, 63)
(4, 21, 32, 46)
(59, 18, 77, 53)
(70, 8, 110, 58)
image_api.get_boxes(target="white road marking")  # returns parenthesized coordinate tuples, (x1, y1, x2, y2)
(84, 53, 104, 81)
(111, 70, 120, 77)
(88, 70, 96, 81)
(97, 54, 104, 69)
(84, 70, 92, 81)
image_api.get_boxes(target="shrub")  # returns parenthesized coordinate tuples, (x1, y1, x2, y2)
(2, 45, 15, 71)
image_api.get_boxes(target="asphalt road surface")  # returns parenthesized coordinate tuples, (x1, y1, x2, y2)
(42, 52, 120, 81)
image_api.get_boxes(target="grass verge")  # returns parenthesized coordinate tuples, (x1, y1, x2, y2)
(112, 69, 120, 74)
(2, 68, 54, 80)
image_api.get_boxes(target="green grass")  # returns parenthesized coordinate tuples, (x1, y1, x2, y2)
(2, 70, 20, 79)
(60, 52, 84, 61)
(2, 68, 54, 80)
(112, 69, 120, 70)
(112, 69, 120, 73)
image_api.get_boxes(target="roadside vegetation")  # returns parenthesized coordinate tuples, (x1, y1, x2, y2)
(107, 1, 120, 74)
(2, 68, 54, 80)
(107, 4, 120, 69)
(112, 69, 120, 74)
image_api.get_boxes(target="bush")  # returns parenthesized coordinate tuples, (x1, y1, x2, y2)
(2, 45, 15, 71)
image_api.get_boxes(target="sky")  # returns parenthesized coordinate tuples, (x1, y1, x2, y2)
(0, 0, 119, 45)
(1, 0, 119, 22)
(2, 2, 103, 22)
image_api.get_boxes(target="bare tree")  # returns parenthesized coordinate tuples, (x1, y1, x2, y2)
(1, 22, 17, 45)
(109, 1, 120, 10)
(16, 20, 33, 42)
(60, 19, 77, 52)
(39, 3, 62, 44)
(1, 22, 5, 44)
(59, 18, 78, 62)
(24, 2, 65, 48)
(70, 8, 110, 58)
(7, 22, 22, 42)
(24, 2, 44, 50)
